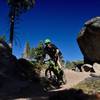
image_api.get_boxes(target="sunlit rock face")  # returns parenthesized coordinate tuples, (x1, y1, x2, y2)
(77, 17, 100, 64)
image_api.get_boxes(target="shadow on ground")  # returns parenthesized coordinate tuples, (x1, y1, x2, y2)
(49, 88, 100, 100)
(0, 81, 48, 100)
(0, 81, 100, 100)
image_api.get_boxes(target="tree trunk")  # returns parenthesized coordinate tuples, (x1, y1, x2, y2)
(9, 7, 15, 53)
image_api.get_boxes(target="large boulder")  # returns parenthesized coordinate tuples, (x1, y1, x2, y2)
(90, 63, 100, 76)
(0, 40, 17, 85)
(77, 17, 100, 64)
(0, 40, 42, 96)
(0, 40, 17, 79)
(0, 40, 31, 95)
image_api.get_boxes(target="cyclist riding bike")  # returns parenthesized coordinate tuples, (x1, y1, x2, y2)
(42, 39, 66, 89)
(43, 38, 63, 69)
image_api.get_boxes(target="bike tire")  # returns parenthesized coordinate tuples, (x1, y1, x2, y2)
(58, 69, 67, 85)
(45, 67, 62, 88)
(62, 72, 67, 84)
(45, 68, 57, 80)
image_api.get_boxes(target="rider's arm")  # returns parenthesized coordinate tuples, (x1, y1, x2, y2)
(55, 49, 59, 56)
(51, 44, 60, 57)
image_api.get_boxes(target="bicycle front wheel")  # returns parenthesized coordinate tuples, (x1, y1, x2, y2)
(45, 68, 57, 81)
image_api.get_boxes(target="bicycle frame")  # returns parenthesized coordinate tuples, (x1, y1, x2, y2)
(45, 59, 65, 82)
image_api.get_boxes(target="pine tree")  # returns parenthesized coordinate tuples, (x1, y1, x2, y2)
(23, 41, 31, 59)
(29, 41, 44, 62)
(30, 47, 35, 60)
(0, 34, 6, 41)
(7, 0, 35, 52)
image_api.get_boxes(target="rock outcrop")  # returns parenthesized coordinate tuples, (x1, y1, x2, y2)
(90, 63, 100, 77)
(0, 40, 31, 95)
(0, 40, 41, 95)
(0, 40, 17, 78)
(77, 17, 100, 64)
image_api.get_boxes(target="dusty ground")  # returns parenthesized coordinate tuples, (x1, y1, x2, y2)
(50, 69, 91, 91)
(11, 69, 94, 100)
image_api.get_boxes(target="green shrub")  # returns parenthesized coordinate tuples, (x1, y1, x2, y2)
(17, 58, 41, 81)
(65, 60, 84, 69)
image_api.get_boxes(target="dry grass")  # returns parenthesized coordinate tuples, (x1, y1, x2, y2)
(74, 77, 100, 94)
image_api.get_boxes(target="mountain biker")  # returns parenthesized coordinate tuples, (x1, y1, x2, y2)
(43, 38, 63, 69)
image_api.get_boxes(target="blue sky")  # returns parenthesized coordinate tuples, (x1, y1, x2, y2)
(0, 0, 100, 61)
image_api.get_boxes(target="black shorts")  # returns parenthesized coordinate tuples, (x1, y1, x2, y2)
(51, 55, 58, 65)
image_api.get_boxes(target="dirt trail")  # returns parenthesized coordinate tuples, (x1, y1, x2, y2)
(13, 69, 91, 100)
(50, 69, 90, 91)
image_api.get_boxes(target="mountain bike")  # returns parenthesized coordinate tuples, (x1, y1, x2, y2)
(44, 59, 66, 89)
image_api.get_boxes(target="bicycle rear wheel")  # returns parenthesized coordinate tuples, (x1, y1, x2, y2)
(62, 72, 67, 84)
(57, 69, 66, 85)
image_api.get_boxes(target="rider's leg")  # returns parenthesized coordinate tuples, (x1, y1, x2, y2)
(57, 56, 62, 69)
